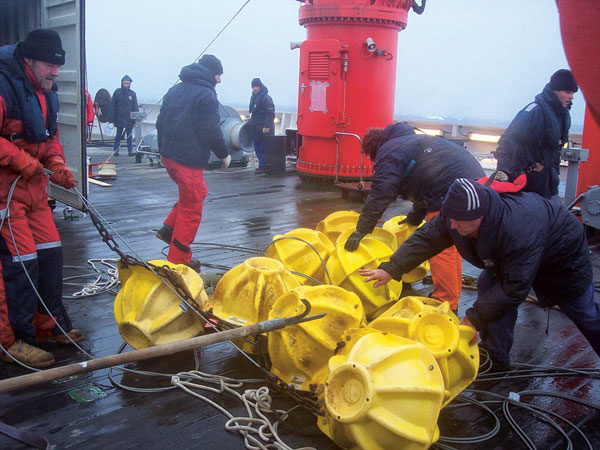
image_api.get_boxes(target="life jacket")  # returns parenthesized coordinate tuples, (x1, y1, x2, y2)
(0, 44, 59, 143)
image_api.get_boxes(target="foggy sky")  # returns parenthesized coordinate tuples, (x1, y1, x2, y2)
(86, 0, 585, 130)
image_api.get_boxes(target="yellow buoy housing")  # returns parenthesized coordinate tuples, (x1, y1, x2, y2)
(114, 260, 208, 349)
(335, 227, 398, 252)
(382, 215, 430, 284)
(326, 229, 402, 319)
(204, 257, 300, 354)
(265, 228, 335, 285)
(315, 210, 359, 244)
(369, 296, 479, 406)
(268, 285, 365, 390)
(319, 332, 444, 450)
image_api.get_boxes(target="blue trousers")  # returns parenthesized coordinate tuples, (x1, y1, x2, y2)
(478, 270, 600, 363)
(253, 139, 265, 168)
(113, 127, 133, 152)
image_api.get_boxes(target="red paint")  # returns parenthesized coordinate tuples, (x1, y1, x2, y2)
(558, 0, 600, 190)
(296, 0, 410, 180)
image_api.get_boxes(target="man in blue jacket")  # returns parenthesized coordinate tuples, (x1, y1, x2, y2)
(345, 123, 484, 314)
(155, 55, 230, 271)
(248, 78, 275, 174)
(495, 69, 578, 199)
(359, 178, 599, 368)
(109, 75, 138, 156)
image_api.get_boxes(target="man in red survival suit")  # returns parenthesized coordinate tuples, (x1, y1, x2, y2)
(0, 29, 82, 368)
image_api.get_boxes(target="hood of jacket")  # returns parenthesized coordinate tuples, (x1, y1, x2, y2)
(249, 84, 269, 111)
(381, 122, 415, 144)
(179, 63, 218, 89)
(0, 44, 27, 84)
(536, 83, 571, 146)
(538, 83, 568, 117)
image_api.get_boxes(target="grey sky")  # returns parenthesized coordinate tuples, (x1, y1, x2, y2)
(86, 0, 585, 130)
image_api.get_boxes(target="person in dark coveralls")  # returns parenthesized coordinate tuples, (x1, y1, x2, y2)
(495, 69, 578, 200)
(344, 123, 484, 314)
(248, 77, 275, 174)
(155, 55, 231, 272)
(359, 178, 600, 369)
(0, 29, 82, 368)
(109, 74, 138, 156)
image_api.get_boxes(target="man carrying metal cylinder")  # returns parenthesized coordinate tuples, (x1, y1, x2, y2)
(344, 123, 484, 314)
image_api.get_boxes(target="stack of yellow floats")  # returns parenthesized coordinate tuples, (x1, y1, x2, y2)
(113, 211, 479, 450)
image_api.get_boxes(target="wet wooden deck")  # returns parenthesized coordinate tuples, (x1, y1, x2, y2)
(1, 145, 599, 449)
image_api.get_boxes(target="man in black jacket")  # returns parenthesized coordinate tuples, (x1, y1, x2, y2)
(495, 69, 578, 199)
(345, 123, 484, 314)
(109, 75, 138, 156)
(359, 178, 599, 367)
(248, 78, 275, 174)
(155, 55, 230, 271)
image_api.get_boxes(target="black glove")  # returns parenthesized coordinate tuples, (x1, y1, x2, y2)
(344, 230, 366, 252)
(398, 211, 422, 227)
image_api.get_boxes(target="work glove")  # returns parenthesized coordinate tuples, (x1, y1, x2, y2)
(494, 170, 509, 182)
(221, 154, 231, 169)
(262, 127, 271, 134)
(344, 230, 366, 252)
(10, 151, 43, 179)
(45, 157, 76, 189)
(398, 211, 422, 227)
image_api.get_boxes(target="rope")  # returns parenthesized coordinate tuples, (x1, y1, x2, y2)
(171, 370, 315, 450)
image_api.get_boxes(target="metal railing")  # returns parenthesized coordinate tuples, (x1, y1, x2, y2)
(334, 132, 364, 183)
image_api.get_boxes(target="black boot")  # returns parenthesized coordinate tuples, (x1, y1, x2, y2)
(156, 224, 173, 244)
(185, 259, 201, 272)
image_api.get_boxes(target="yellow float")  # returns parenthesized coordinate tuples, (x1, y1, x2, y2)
(326, 229, 402, 319)
(265, 228, 335, 285)
(318, 331, 445, 450)
(114, 260, 208, 349)
(382, 215, 430, 284)
(315, 210, 359, 243)
(369, 296, 479, 406)
(204, 257, 300, 354)
(268, 285, 365, 391)
(335, 226, 398, 251)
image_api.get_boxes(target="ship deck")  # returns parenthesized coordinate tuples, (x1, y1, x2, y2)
(1, 145, 599, 449)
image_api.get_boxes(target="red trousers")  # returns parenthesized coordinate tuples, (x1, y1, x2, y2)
(0, 171, 71, 349)
(162, 157, 208, 264)
(426, 211, 462, 310)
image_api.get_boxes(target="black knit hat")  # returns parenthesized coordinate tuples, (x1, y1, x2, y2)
(18, 29, 65, 65)
(549, 69, 578, 92)
(251, 78, 262, 88)
(198, 54, 223, 75)
(441, 178, 490, 220)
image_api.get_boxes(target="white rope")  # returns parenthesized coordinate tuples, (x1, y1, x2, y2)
(171, 371, 316, 450)
(65, 258, 120, 298)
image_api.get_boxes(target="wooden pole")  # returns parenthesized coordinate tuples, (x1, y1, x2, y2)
(0, 312, 323, 394)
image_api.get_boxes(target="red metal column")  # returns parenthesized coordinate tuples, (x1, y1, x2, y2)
(296, 0, 411, 180)
(558, 0, 600, 191)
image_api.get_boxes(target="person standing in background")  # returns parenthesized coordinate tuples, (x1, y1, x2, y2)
(495, 69, 578, 200)
(248, 78, 275, 174)
(109, 74, 138, 156)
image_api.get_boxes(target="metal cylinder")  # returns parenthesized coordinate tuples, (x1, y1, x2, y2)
(296, 0, 410, 180)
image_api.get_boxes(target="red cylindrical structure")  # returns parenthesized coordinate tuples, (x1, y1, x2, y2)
(296, 0, 411, 180)
(557, 0, 600, 193)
